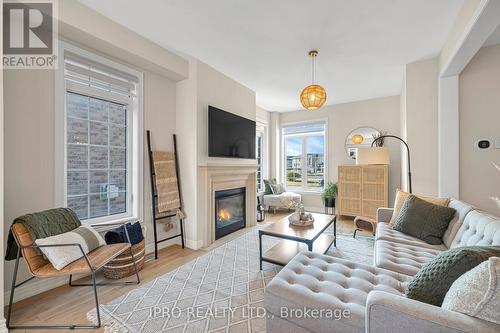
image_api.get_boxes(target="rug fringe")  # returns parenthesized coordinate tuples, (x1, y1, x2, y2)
(87, 307, 131, 333)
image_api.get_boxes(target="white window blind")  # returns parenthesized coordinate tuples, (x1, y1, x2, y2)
(282, 121, 326, 135)
(64, 51, 138, 98)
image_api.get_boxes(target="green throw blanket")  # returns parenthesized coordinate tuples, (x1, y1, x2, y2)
(5, 208, 81, 260)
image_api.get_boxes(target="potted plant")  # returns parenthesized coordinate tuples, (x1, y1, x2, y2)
(321, 181, 338, 208)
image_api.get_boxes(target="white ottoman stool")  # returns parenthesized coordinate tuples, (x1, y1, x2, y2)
(265, 252, 409, 333)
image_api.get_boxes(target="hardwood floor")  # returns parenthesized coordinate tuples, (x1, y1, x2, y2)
(4, 212, 369, 332)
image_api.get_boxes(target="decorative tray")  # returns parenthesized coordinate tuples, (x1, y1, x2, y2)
(288, 213, 315, 227)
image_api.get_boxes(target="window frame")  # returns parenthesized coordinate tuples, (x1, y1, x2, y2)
(281, 120, 327, 193)
(256, 121, 268, 193)
(55, 41, 144, 226)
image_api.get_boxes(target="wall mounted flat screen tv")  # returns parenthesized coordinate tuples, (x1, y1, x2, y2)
(208, 105, 256, 159)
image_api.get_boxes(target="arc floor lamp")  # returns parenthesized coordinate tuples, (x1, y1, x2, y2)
(371, 135, 412, 194)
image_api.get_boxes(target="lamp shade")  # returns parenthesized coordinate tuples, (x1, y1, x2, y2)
(300, 84, 327, 110)
(356, 147, 390, 165)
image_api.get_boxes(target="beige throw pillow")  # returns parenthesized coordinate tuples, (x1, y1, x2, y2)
(35, 226, 106, 270)
(389, 190, 450, 225)
(442, 257, 500, 325)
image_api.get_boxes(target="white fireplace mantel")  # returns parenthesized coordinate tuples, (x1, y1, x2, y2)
(198, 164, 258, 247)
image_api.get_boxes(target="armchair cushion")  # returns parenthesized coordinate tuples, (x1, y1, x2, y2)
(35, 226, 106, 270)
(33, 243, 130, 277)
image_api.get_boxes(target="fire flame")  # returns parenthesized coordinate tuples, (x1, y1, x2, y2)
(218, 208, 232, 221)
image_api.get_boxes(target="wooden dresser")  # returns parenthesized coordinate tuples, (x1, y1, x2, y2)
(338, 165, 388, 219)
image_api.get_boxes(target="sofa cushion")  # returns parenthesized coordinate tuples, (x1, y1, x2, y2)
(265, 252, 409, 333)
(376, 222, 447, 251)
(450, 210, 500, 248)
(392, 195, 456, 245)
(389, 190, 450, 225)
(442, 257, 500, 325)
(374, 240, 445, 276)
(406, 246, 500, 306)
(442, 199, 474, 248)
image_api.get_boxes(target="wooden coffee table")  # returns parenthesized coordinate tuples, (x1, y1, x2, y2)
(259, 213, 336, 270)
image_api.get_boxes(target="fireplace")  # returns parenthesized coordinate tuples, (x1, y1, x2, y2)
(215, 187, 246, 240)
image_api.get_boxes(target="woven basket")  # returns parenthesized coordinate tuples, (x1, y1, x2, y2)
(103, 239, 145, 279)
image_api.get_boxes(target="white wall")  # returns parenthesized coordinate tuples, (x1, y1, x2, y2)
(0, 7, 7, 325)
(276, 96, 401, 209)
(459, 44, 500, 216)
(401, 57, 440, 196)
(256, 106, 270, 124)
(196, 61, 257, 165)
(175, 59, 257, 249)
(175, 58, 199, 249)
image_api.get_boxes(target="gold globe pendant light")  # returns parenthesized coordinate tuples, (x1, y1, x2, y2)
(300, 50, 327, 110)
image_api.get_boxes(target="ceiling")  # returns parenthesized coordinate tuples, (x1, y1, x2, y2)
(78, 0, 464, 112)
(484, 24, 500, 47)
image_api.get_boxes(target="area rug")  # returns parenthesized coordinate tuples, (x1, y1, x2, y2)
(87, 226, 374, 333)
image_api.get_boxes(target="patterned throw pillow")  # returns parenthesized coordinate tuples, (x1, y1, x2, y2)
(406, 246, 500, 306)
(389, 190, 450, 225)
(35, 226, 106, 270)
(276, 183, 286, 194)
(442, 257, 500, 325)
(393, 195, 456, 244)
(270, 182, 280, 194)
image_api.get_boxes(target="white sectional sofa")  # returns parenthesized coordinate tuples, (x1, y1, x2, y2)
(264, 199, 500, 333)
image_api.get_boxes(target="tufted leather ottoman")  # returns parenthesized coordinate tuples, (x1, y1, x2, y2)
(265, 251, 410, 333)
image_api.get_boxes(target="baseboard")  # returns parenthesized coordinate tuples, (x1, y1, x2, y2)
(304, 206, 330, 213)
(4, 238, 181, 306)
(4, 274, 71, 306)
(0, 317, 7, 333)
(185, 238, 203, 250)
(144, 237, 181, 254)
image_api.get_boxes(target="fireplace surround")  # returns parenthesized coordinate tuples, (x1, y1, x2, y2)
(199, 163, 258, 246)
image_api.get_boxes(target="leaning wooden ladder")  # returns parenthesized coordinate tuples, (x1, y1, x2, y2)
(146, 130, 185, 259)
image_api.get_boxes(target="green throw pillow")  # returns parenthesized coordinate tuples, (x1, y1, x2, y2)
(263, 178, 276, 195)
(393, 195, 456, 244)
(406, 246, 500, 306)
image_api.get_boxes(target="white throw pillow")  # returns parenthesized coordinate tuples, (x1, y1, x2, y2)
(35, 226, 106, 270)
(441, 257, 500, 324)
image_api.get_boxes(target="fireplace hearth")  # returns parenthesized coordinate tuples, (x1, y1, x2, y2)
(215, 187, 246, 239)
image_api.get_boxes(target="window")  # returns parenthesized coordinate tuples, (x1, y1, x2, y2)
(59, 44, 142, 224)
(283, 121, 326, 191)
(256, 130, 263, 191)
(256, 123, 267, 192)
